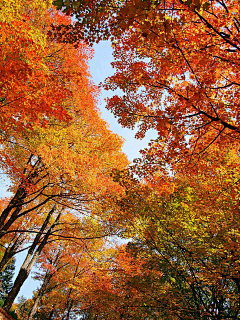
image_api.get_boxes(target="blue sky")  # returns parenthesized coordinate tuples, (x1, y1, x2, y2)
(89, 41, 157, 163)
(3, 41, 157, 301)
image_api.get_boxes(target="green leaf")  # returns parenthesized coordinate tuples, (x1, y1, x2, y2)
(65, 0, 71, 7)
(53, 0, 64, 10)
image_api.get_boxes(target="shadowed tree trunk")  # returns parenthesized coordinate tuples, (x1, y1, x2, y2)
(27, 271, 52, 320)
(3, 205, 62, 312)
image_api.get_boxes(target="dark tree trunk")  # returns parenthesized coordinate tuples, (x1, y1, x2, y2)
(3, 206, 62, 312)
(0, 154, 43, 240)
(27, 271, 52, 320)
(0, 233, 25, 272)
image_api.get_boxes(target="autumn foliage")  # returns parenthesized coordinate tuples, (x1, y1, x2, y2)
(0, 0, 128, 316)
(0, 0, 240, 319)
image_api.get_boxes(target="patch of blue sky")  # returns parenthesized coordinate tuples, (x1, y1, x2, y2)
(89, 41, 157, 163)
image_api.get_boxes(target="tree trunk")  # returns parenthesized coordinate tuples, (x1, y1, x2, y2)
(0, 184, 27, 228)
(0, 155, 46, 240)
(3, 206, 61, 312)
(0, 233, 25, 272)
(62, 259, 80, 320)
(64, 299, 74, 320)
(27, 271, 52, 320)
(0, 187, 27, 239)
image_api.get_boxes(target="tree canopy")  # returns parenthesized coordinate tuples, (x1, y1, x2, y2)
(0, 0, 240, 319)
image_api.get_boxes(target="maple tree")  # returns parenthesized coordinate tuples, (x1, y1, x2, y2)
(0, 0, 70, 139)
(0, 0, 128, 314)
(23, 143, 240, 319)
(53, 0, 240, 175)
(0, 0, 128, 237)
(86, 145, 240, 319)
